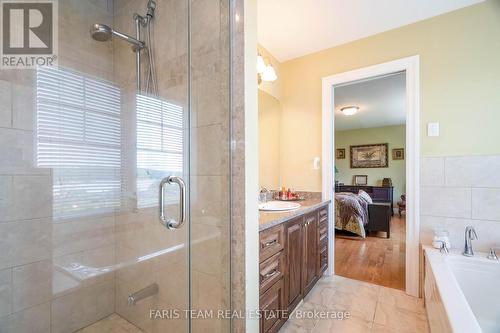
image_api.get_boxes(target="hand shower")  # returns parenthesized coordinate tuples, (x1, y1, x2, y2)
(90, 1, 158, 96)
(90, 23, 144, 50)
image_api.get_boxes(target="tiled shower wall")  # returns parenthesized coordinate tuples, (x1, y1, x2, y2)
(112, 0, 231, 333)
(420, 155, 500, 252)
(1, 1, 232, 332)
(0, 1, 116, 333)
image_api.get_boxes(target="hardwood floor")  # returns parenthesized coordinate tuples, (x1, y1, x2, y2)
(335, 215, 406, 290)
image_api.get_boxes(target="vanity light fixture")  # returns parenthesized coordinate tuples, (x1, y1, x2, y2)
(261, 65, 277, 82)
(257, 55, 267, 74)
(257, 54, 277, 84)
(340, 106, 359, 116)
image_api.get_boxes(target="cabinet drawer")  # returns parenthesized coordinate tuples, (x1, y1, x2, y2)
(319, 245, 328, 273)
(319, 207, 328, 219)
(260, 251, 284, 294)
(260, 278, 285, 333)
(372, 187, 390, 200)
(319, 225, 328, 244)
(260, 224, 285, 263)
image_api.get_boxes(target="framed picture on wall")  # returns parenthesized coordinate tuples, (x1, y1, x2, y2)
(354, 175, 368, 186)
(392, 148, 405, 160)
(336, 148, 346, 159)
(350, 143, 388, 168)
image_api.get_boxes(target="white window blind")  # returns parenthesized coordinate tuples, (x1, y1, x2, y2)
(136, 94, 184, 208)
(36, 66, 122, 220)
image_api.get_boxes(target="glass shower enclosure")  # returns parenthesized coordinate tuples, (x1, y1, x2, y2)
(0, 0, 231, 332)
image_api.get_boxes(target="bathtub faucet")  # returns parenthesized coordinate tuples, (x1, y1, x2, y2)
(487, 247, 498, 260)
(463, 226, 478, 257)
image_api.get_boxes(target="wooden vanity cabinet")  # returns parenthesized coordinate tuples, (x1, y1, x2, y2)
(318, 207, 329, 275)
(259, 205, 329, 333)
(284, 216, 303, 311)
(259, 224, 286, 333)
(302, 212, 319, 296)
(259, 278, 285, 333)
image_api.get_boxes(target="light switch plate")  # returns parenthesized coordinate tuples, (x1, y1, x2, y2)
(427, 122, 440, 137)
(313, 157, 321, 170)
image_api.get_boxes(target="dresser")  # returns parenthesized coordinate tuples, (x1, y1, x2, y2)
(335, 185, 394, 215)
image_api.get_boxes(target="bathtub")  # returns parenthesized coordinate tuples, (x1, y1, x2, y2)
(424, 247, 500, 333)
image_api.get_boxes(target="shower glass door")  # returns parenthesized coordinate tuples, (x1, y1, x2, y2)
(0, 1, 231, 332)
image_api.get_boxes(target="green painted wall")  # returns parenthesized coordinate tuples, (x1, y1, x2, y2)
(280, 0, 500, 191)
(335, 125, 406, 206)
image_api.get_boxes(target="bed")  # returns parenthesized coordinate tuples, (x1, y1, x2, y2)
(334, 192, 370, 238)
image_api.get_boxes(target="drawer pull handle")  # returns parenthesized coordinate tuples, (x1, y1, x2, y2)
(264, 239, 277, 247)
(264, 270, 278, 278)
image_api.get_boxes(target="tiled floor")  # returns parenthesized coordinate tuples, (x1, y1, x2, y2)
(279, 275, 429, 333)
(75, 314, 144, 333)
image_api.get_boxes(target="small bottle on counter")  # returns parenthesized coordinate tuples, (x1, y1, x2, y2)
(281, 186, 287, 200)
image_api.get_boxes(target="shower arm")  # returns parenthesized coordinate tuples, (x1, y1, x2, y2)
(111, 29, 145, 50)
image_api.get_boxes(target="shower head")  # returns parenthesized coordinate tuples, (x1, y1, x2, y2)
(90, 23, 112, 42)
(90, 23, 145, 50)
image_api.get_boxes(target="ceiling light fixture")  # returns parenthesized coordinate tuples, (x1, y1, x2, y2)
(340, 106, 359, 116)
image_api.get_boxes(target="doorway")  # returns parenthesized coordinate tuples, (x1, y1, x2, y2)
(333, 72, 407, 290)
(322, 56, 421, 296)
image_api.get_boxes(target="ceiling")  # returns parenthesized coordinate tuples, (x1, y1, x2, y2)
(334, 72, 406, 131)
(257, 0, 484, 62)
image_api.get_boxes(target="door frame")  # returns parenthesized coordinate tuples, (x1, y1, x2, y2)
(321, 56, 421, 297)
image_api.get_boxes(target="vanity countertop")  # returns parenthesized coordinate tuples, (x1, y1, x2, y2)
(259, 198, 331, 231)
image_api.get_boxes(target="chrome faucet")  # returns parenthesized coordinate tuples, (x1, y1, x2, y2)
(463, 226, 478, 257)
(435, 240, 450, 254)
(259, 187, 270, 204)
(487, 247, 499, 260)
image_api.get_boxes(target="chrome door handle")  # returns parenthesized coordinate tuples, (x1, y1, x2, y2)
(159, 176, 186, 229)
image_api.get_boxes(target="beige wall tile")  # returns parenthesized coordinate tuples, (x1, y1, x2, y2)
(445, 155, 500, 188)
(191, 0, 220, 50)
(190, 176, 222, 221)
(52, 215, 115, 257)
(0, 219, 51, 270)
(0, 80, 12, 127)
(0, 128, 50, 175)
(0, 268, 12, 317)
(51, 281, 114, 333)
(11, 83, 34, 131)
(421, 186, 471, 218)
(421, 157, 444, 187)
(12, 260, 52, 312)
(193, 125, 222, 176)
(0, 176, 52, 222)
(115, 278, 154, 333)
(0, 302, 50, 333)
(472, 188, 500, 221)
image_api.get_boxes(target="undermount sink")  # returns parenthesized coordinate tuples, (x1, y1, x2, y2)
(259, 201, 301, 211)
